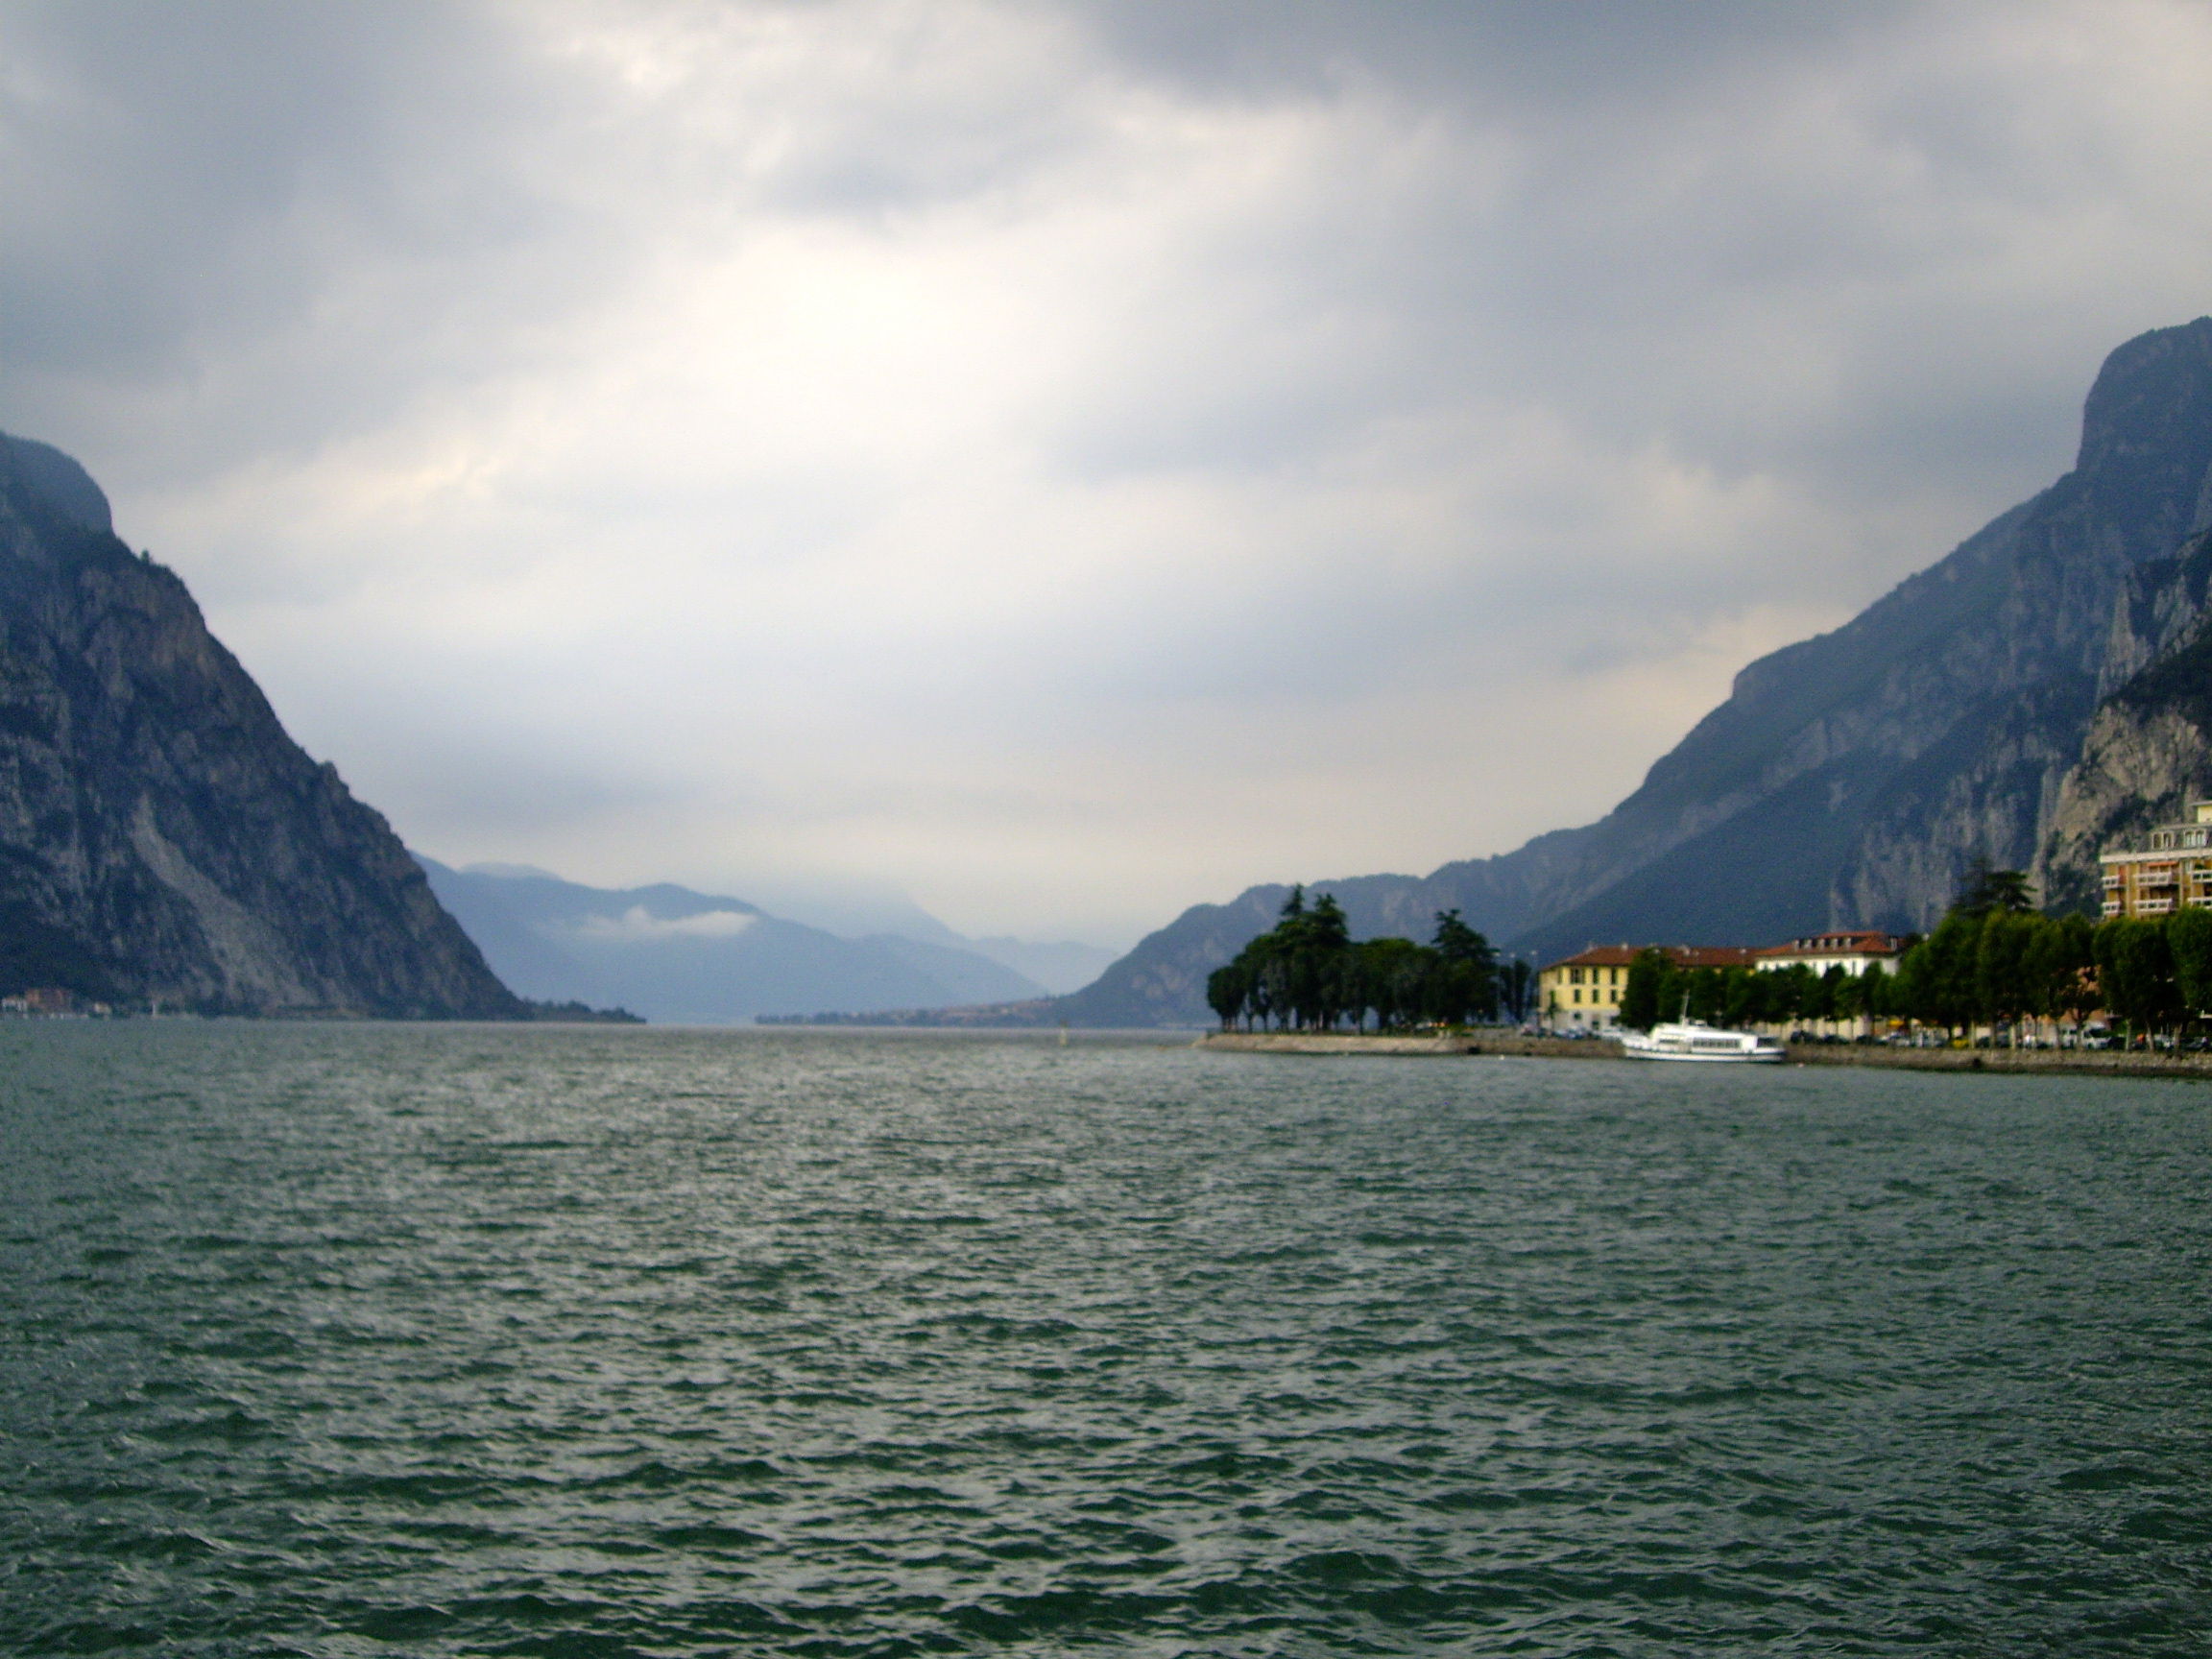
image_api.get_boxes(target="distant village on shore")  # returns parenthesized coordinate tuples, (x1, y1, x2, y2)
(1200, 800, 2212, 1052)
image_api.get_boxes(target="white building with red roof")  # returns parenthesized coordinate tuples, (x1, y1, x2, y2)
(1749, 931, 1905, 977)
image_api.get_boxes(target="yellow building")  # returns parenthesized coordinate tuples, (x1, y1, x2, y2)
(1538, 945, 1757, 1029)
(2100, 801, 2212, 918)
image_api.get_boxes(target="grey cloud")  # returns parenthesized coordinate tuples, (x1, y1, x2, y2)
(0, 1, 608, 481)
(2, 1, 2207, 939)
(1082, 1, 1912, 110)
(1033, 4, 2164, 539)
(5, 6, 471, 362)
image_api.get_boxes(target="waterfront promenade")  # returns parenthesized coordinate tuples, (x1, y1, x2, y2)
(1194, 1029, 2212, 1080)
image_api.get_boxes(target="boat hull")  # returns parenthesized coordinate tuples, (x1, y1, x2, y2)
(1619, 1046, 1783, 1064)
(1617, 1021, 1785, 1063)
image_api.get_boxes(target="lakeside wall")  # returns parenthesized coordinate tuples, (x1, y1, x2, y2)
(1193, 1030, 2212, 1080)
(1197, 1032, 1618, 1059)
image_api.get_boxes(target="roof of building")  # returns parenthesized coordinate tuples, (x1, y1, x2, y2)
(1541, 944, 1760, 973)
(2101, 801, 2212, 854)
(1752, 930, 1904, 960)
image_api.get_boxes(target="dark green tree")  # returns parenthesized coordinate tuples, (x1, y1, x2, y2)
(1767, 963, 1815, 1027)
(1205, 963, 1248, 1031)
(1975, 909, 2040, 1040)
(1832, 965, 1870, 1028)
(1679, 968, 1725, 1023)
(2095, 917, 2180, 1037)
(1246, 945, 1279, 1027)
(2166, 905, 2212, 1021)
(1216, 886, 1368, 1031)
(1857, 961, 1892, 1023)
(2029, 913, 2097, 1030)
(1894, 911, 1982, 1032)
(1956, 856, 2034, 917)
(1812, 965, 1848, 1024)
(1426, 909, 1498, 1024)
(1357, 937, 1432, 1031)
(1618, 947, 1671, 1031)
(1302, 894, 1355, 1028)
(1724, 966, 1775, 1029)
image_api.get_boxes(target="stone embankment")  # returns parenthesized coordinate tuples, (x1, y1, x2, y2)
(1781, 1044, 2212, 1080)
(1194, 1030, 2212, 1081)
(1194, 1032, 1618, 1060)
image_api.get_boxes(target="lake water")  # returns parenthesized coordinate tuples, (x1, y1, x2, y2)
(1, 1023, 2206, 1655)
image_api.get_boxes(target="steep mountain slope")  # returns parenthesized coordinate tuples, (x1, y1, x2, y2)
(2035, 529, 2212, 909)
(1505, 317, 2212, 959)
(0, 434, 520, 1015)
(961, 935, 1120, 996)
(419, 860, 1047, 1022)
(1058, 318, 2212, 1024)
(868, 932, 1057, 1004)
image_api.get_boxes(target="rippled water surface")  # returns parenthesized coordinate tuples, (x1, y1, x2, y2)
(2, 1023, 2208, 1656)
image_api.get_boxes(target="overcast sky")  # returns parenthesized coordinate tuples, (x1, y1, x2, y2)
(5, 1, 2210, 945)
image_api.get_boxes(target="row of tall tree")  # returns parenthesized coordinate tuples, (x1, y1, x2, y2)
(1896, 901, 2212, 1037)
(1205, 889, 1535, 1031)
(1854, 861, 2212, 1036)
(1618, 953, 1892, 1033)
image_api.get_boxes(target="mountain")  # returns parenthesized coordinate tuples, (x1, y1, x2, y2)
(417, 860, 1050, 1022)
(1054, 317, 2212, 1025)
(655, 879, 1118, 996)
(450, 864, 1119, 998)
(2035, 526, 2212, 909)
(699, 878, 978, 950)
(0, 433, 521, 1016)
(962, 935, 1120, 996)
(865, 932, 1057, 1005)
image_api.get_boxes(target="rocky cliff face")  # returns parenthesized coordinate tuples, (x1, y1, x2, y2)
(1067, 318, 2212, 1024)
(0, 433, 521, 1015)
(2035, 529, 2212, 911)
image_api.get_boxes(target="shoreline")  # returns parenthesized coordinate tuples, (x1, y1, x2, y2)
(1193, 1029, 2212, 1080)
(1194, 1032, 1621, 1059)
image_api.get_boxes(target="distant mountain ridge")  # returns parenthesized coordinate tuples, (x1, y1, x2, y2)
(1048, 318, 2212, 1025)
(0, 433, 520, 1015)
(418, 859, 1057, 1022)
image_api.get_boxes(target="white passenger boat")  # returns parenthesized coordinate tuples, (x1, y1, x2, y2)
(1618, 1020, 1784, 1063)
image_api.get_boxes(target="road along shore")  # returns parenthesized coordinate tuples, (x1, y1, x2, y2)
(1192, 1030, 2212, 1080)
